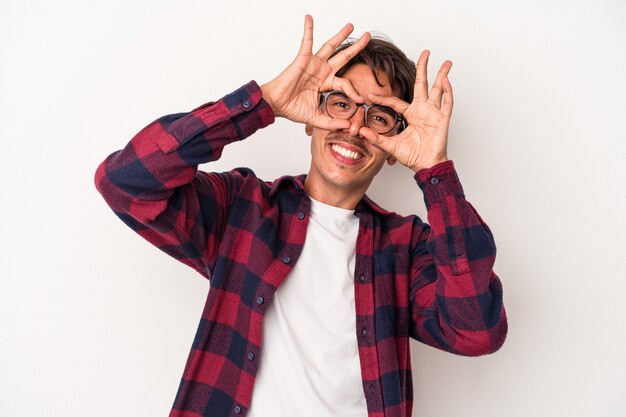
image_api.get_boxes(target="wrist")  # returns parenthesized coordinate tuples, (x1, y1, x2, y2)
(411, 157, 449, 173)
(260, 83, 279, 117)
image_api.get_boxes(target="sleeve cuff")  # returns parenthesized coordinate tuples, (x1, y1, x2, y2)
(160, 81, 275, 153)
(220, 80, 276, 137)
(414, 160, 466, 209)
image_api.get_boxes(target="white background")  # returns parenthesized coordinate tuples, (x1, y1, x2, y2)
(1, 0, 625, 416)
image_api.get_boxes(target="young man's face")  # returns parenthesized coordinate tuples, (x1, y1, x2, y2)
(304, 63, 398, 208)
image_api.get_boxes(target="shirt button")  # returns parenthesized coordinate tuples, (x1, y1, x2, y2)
(248, 351, 255, 361)
(361, 328, 368, 337)
(234, 405, 242, 414)
(298, 212, 305, 220)
(359, 273, 365, 282)
(283, 256, 292, 264)
(430, 176, 440, 185)
(369, 383, 375, 394)
(256, 296, 264, 305)
(242, 100, 251, 109)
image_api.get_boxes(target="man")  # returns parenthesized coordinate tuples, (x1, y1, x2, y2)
(95, 15, 507, 417)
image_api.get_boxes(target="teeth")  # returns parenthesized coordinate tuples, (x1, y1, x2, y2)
(331, 144, 362, 160)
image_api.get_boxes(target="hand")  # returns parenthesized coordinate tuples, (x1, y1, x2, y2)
(261, 15, 371, 131)
(358, 50, 453, 172)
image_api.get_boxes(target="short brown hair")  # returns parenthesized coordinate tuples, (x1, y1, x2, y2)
(331, 36, 416, 103)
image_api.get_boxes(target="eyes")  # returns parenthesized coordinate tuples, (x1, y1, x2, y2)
(326, 94, 395, 128)
(332, 100, 351, 110)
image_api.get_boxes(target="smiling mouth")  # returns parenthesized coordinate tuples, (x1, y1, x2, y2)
(330, 143, 364, 160)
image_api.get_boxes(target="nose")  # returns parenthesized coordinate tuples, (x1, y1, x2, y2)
(344, 105, 367, 137)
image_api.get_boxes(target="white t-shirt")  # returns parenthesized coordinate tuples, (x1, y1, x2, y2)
(247, 196, 367, 417)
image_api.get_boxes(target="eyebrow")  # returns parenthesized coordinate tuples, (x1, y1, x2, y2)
(334, 91, 377, 107)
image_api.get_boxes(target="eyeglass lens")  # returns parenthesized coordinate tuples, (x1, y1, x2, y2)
(325, 92, 399, 134)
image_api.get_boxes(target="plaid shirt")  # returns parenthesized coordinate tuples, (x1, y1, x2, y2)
(95, 81, 507, 417)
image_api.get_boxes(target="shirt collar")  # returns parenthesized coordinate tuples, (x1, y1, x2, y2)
(268, 174, 395, 217)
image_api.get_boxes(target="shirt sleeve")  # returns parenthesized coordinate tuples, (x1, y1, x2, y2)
(94, 81, 275, 278)
(408, 160, 508, 356)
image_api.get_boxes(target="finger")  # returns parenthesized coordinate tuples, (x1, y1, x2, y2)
(368, 93, 411, 115)
(359, 126, 395, 154)
(331, 77, 364, 104)
(327, 31, 371, 70)
(309, 114, 351, 131)
(428, 60, 452, 109)
(414, 50, 430, 102)
(297, 14, 314, 55)
(441, 76, 454, 117)
(315, 22, 355, 60)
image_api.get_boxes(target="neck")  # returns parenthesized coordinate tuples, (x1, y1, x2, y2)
(303, 175, 368, 210)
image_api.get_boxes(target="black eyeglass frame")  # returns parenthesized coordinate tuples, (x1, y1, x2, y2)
(319, 91, 407, 135)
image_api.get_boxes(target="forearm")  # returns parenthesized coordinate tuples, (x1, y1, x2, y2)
(93, 82, 275, 276)
(94, 81, 274, 223)
(410, 160, 507, 355)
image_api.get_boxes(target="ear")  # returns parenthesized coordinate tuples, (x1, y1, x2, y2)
(386, 154, 397, 166)
(305, 124, 313, 136)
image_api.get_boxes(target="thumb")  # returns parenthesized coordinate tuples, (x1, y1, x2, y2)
(311, 115, 351, 131)
(359, 127, 394, 154)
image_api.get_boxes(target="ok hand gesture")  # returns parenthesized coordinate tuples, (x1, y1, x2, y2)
(358, 50, 454, 172)
(261, 15, 371, 131)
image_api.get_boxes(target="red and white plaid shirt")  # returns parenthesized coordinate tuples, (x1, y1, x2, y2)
(95, 81, 507, 417)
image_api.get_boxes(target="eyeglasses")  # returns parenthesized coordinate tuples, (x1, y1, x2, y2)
(320, 91, 406, 135)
